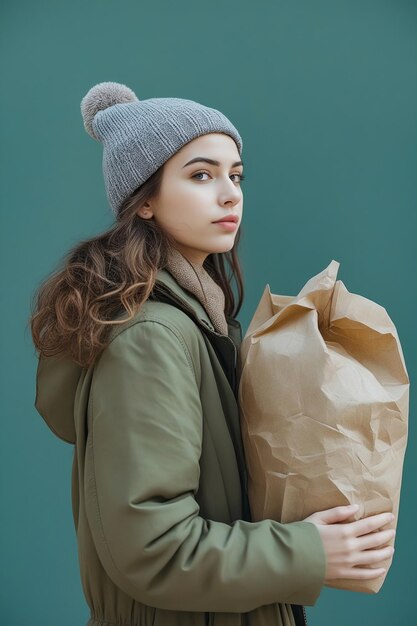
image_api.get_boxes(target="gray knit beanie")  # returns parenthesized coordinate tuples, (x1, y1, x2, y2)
(80, 81, 243, 215)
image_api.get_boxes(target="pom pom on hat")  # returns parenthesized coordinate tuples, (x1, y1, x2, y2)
(80, 81, 139, 140)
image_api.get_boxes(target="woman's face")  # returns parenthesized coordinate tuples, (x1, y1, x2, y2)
(137, 132, 244, 266)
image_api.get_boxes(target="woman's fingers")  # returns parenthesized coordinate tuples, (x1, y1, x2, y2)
(356, 528, 396, 551)
(349, 512, 394, 537)
(310, 509, 396, 584)
(353, 545, 394, 566)
(303, 504, 359, 525)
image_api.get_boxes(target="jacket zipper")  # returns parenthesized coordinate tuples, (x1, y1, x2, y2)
(302, 605, 307, 626)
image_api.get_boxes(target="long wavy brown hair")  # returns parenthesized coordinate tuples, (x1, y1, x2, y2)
(29, 163, 244, 368)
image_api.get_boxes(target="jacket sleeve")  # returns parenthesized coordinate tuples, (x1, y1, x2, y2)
(85, 319, 326, 613)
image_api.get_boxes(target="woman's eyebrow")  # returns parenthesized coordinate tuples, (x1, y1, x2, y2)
(182, 157, 243, 168)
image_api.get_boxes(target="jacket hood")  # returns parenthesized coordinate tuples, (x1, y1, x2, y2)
(35, 351, 83, 444)
(34, 268, 242, 445)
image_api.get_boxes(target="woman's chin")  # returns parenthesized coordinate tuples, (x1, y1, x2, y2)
(211, 238, 236, 253)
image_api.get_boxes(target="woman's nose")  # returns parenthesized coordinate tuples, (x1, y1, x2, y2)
(219, 179, 242, 206)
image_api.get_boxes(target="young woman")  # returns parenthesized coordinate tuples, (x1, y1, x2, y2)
(30, 82, 395, 626)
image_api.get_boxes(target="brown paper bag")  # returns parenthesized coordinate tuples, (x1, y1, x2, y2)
(237, 259, 409, 593)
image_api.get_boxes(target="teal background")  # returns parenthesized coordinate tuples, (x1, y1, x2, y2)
(1, 0, 416, 624)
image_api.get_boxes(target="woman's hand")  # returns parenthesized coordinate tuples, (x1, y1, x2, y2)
(303, 504, 395, 584)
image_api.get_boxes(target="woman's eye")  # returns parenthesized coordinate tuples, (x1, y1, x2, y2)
(192, 171, 210, 181)
(192, 171, 246, 182)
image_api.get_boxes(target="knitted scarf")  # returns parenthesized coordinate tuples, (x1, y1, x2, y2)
(164, 246, 229, 336)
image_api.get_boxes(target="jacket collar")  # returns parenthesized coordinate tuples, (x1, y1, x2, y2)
(154, 268, 242, 347)
(154, 268, 215, 329)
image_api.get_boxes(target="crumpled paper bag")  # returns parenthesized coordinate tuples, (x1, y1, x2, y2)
(237, 260, 409, 593)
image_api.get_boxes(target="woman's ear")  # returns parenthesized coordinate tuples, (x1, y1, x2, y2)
(136, 201, 154, 219)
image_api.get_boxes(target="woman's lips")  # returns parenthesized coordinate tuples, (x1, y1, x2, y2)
(213, 221, 238, 231)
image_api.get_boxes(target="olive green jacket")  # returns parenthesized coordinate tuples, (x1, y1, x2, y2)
(35, 268, 326, 626)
